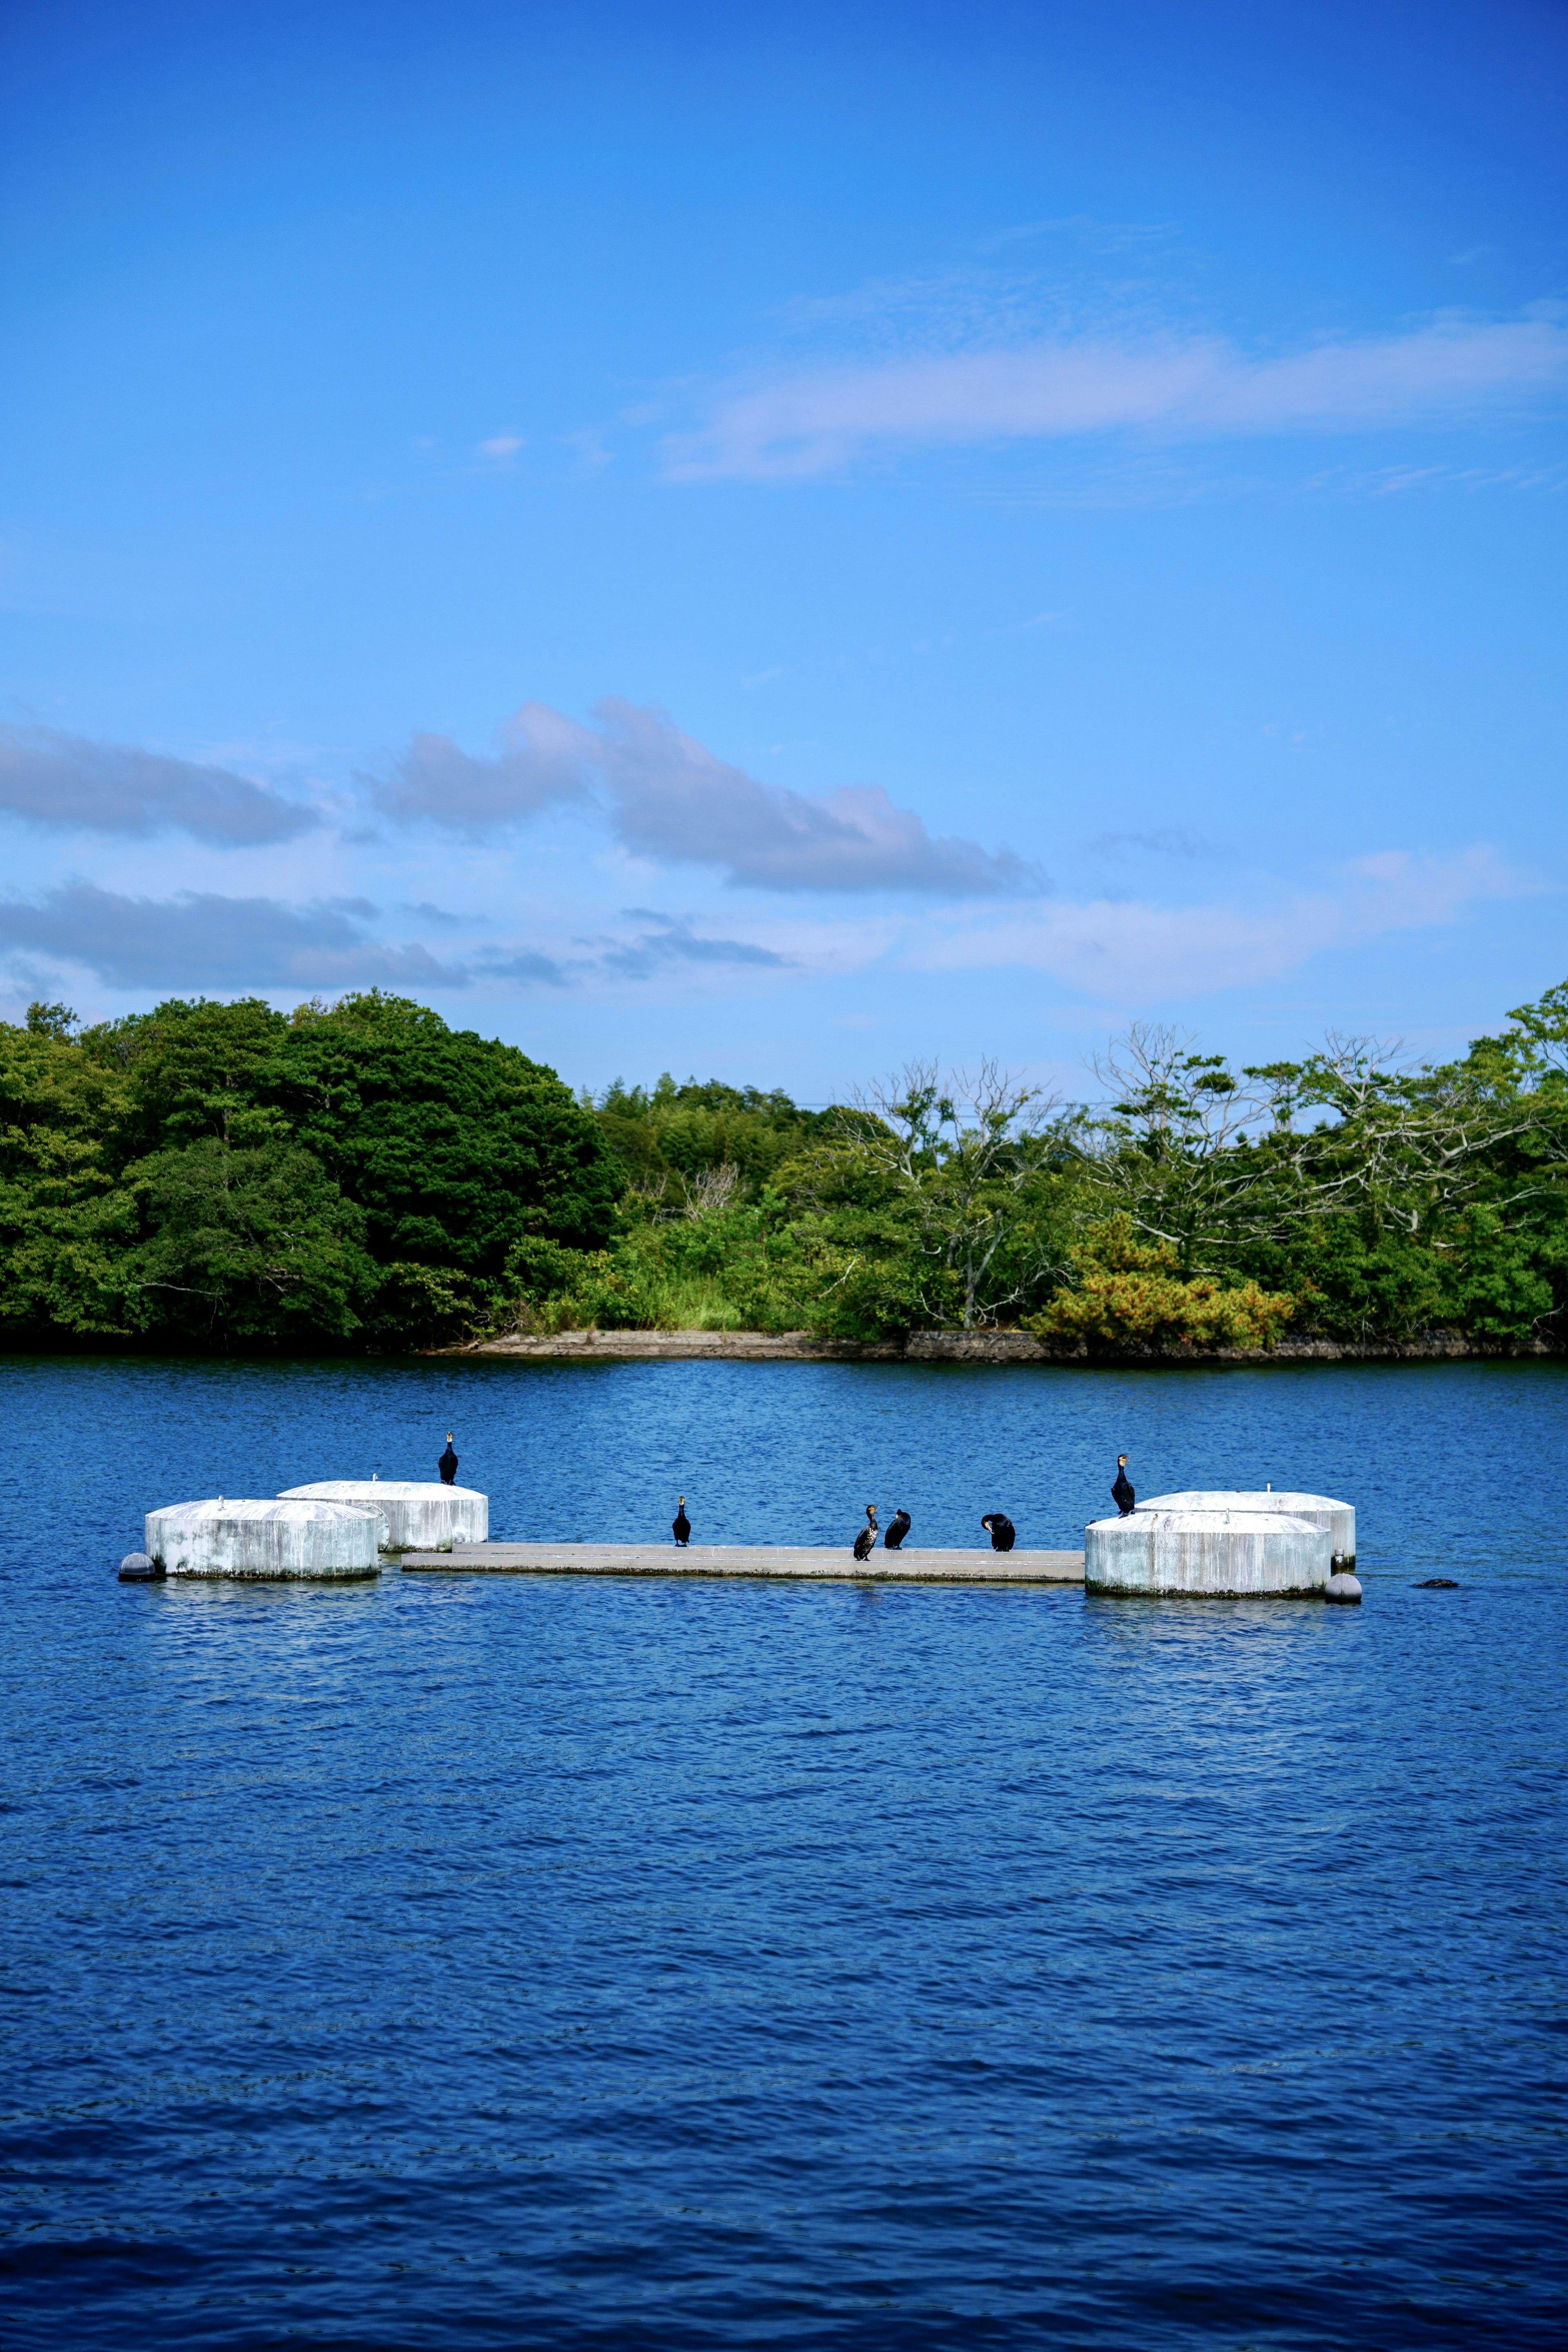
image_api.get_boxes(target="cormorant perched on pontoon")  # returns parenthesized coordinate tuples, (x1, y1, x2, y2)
(853, 1505, 879, 1562)
(980, 1512, 1016, 1552)
(1111, 1456, 1136, 1516)
(884, 1508, 911, 1551)
(438, 1433, 459, 1486)
(672, 1496, 691, 1546)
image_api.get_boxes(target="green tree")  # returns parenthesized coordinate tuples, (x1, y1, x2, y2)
(0, 1019, 142, 1334)
(782, 1062, 1074, 1331)
(272, 995, 618, 1332)
(132, 1137, 372, 1341)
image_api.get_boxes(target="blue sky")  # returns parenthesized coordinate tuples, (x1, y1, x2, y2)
(2, 0, 1564, 1101)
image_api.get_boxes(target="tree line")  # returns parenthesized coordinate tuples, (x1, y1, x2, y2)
(2, 980, 1564, 1352)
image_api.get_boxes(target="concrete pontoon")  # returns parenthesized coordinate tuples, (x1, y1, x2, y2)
(1139, 1489, 1355, 1566)
(1085, 1507, 1331, 1596)
(278, 1480, 488, 1553)
(146, 1498, 380, 1580)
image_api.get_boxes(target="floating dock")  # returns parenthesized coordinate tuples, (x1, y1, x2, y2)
(400, 1542, 1085, 1584)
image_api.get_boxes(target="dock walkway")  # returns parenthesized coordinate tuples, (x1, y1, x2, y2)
(401, 1543, 1085, 1584)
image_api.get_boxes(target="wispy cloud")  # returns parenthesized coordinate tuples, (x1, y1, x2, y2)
(1082, 826, 1207, 861)
(0, 724, 321, 845)
(372, 697, 1042, 897)
(0, 884, 528, 993)
(904, 845, 1536, 999)
(597, 909, 794, 980)
(664, 314, 1568, 481)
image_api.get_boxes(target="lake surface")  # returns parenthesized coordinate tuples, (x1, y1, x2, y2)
(2, 1353, 1565, 2348)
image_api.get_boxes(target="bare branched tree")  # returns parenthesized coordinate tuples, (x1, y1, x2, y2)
(837, 1059, 1066, 1327)
(1075, 1021, 1561, 1268)
(678, 1161, 742, 1219)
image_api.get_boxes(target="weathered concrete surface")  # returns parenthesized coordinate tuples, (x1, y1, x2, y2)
(452, 1328, 900, 1361)
(1141, 1488, 1356, 1566)
(146, 1499, 380, 1580)
(278, 1480, 488, 1552)
(401, 1541, 1085, 1584)
(1085, 1508, 1330, 1596)
(443, 1325, 1558, 1365)
(907, 1332, 1556, 1366)
(904, 1331, 1046, 1363)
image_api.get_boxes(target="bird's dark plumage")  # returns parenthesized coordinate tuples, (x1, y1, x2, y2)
(852, 1504, 878, 1562)
(673, 1497, 691, 1546)
(1111, 1455, 1135, 1516)
(980, 1512, 1016, 1553)
(438, 1435, 459, 1486)
(884, 1508, 911, 1551)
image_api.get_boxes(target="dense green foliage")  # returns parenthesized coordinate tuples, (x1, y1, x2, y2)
(3, 982, 1566, 1352)
(0, 992, 619, 1346)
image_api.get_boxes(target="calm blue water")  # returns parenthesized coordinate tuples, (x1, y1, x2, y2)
(2, 1354, 1565, 2349)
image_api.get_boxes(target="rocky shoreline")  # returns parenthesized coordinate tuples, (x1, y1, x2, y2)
(447, 1326, 1560, 1366)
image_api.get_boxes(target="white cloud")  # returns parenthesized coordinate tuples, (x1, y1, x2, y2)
(664, 314, 1568, 481)
(902, 845, 1536, 999)
(369, 704, 590, 833)
(0, 885, 564, 993)
(370, 698, 1042, 896)
(0, 724, 320, 845)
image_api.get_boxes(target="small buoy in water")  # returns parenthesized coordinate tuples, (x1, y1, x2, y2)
(1325, 1570, 1362, 1605)
(118, 1552, 160, 1581)
(1415, 1577, 1458, 1589)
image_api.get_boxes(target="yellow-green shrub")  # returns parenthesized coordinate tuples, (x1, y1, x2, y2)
(1027, 1216, 1297, 1349)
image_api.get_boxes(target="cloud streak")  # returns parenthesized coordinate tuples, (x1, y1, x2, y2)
(0, 884, 568, 993)
(0, 724, 321, 845)
(374, 697, 1042, 896)
(904, 845, 1535, 1000)
(664, 314, 1568, 481)
(598, 909, 794, 980)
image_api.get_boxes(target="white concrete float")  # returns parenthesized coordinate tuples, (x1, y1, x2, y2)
(277, 1480, 488, 1554)
(145, 1498, 380, 1580)
(1140, 1488, 1356, 1566)
(1085, 1507, 1331, 1597)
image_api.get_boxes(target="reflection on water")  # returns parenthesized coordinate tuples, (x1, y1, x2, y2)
(0, 1354, 1564, 2348)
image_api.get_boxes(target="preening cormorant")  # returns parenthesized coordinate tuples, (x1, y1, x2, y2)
(853, 1505, 878, 1562)
(980, 1512, 1016, 1552)
(884, 1508, 911, 1551)
(438, 1433, 459, 1486)
(673, 1496, 691, 1546)
(1111, 1455, 1135, 1516)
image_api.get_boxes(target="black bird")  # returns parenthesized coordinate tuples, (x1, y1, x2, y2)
(673, 1495, 691, 1546)
(853, 1505, 879, 1562)
(1111, 1454, 1136, 1516)
(438, 1432, 459, 1486)
(980, 1512, 1016, 1552)
(883, 1507, 911, 1551)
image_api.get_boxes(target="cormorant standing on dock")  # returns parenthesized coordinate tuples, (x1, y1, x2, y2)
(1112, 1455, 1136, 1516)
(673, 1496, 691, 1546)
(884, 1508, 911, 1550)
(980, 1512, 1016, 1552)
(438, 1433, 459, 1486)
(853, 1505, 878, 1562)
